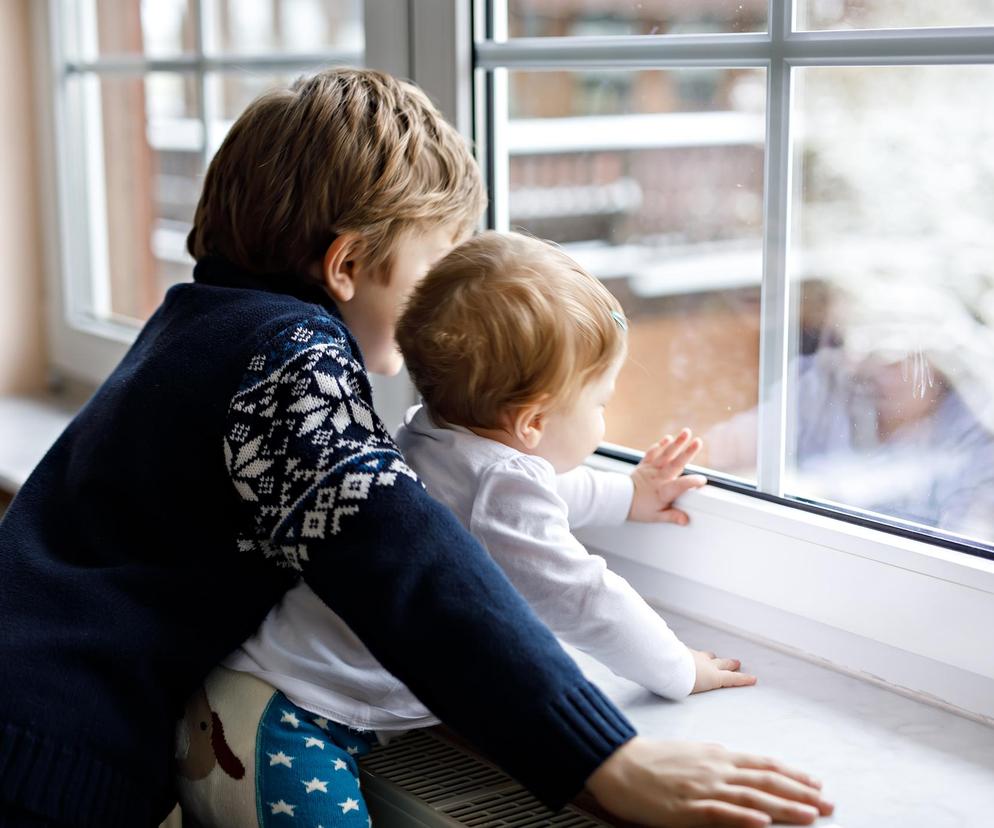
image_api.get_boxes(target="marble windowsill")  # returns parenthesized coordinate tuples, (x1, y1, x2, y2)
(566, 612, 994, 828)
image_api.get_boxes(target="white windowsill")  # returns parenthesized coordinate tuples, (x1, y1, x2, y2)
(568, 611, 994, 827)
(581, 453, 994, 723)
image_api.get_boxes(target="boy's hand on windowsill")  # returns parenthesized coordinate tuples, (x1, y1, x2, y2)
(691, 649, 758, 693)
(629, 428, 707, 524)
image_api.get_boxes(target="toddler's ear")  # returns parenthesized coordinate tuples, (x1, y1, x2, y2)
(321, 233, 364, 303)
(510, 403, 546, 450)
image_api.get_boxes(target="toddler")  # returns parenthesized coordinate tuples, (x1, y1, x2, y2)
(395, 231, 757, 700)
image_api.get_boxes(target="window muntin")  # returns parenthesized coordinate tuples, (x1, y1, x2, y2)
(479, 1, 994, 556)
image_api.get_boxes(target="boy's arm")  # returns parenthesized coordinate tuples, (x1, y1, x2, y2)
(473, 457, 697, 700)
(555, 466, 633, 529)
(223, 319, 634, 809)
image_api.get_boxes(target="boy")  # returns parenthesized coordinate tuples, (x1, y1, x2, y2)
(0, 69, 831, 827)
(178, 232, 758, 827)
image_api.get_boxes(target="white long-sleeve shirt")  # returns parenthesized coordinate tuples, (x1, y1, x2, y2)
(225, 405, 695, 731)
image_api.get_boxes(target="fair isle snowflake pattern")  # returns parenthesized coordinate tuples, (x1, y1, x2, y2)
(225, 320, 419, 572)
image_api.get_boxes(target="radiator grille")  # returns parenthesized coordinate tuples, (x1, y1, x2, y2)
(360, 730, 610, 827)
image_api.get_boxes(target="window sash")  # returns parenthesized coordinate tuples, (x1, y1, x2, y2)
(474, 0, 994, 559)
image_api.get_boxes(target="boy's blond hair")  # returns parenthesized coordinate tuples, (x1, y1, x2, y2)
(187, 68, 486, 280)
(397, 232, 627, 429)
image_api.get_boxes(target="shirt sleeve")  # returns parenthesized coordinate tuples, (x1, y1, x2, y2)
(555, 466, 633, 529)
(222, 317, 635, 809)
(473, 456, 697, 700)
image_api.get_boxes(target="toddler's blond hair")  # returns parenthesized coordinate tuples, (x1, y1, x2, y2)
(397, 232, 627, 429)
(188, 68, 486, 281)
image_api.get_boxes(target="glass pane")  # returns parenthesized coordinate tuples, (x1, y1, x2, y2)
(74, 0, 196, 59)
(75, 72, 203, 324)
(206, 0, 364, 55)
(797, 0, 994, 31)
(785, 66, 994, 547)
(506, 68, 767, 479)
(506, 0, 767, 37)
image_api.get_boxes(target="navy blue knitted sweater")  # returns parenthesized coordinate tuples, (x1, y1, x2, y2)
(0, 258, 635, 827)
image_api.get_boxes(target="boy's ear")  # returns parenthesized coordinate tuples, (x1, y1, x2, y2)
(509, 402, 546, 450)
(320, 233, 365, 303)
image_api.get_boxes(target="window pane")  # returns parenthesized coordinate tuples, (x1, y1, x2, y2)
(506, 0, 767, 37)
(796, 0, 994, 31)
(506, 68, 766, 478)
(785, 66, 994, 546)
(206, 0, 364, 55)
(74, 72, 202, 324)
(74, 0, 196, 59)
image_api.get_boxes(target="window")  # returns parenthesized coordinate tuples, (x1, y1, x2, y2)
(476, 1, 994, 556)
(47, 0, 363, 339)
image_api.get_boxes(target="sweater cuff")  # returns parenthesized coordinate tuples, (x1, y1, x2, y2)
(516, 680, 636, 810)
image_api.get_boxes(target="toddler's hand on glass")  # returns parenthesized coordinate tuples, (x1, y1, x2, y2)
(629, 428, 707, 524)
(692, 649, 758, 693)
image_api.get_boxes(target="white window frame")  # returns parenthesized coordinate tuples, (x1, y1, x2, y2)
(474, 1, 994, 720)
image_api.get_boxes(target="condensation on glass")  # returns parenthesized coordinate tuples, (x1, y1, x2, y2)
(506, 67, 767, 479)
(796, 0, 994, 31)
(783, 66, 994, 547)
(506, 0, 768, 37)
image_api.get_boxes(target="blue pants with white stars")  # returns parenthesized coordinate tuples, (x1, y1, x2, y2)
(258, 692, 377, 827)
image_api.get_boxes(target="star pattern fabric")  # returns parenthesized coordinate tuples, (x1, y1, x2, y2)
(225, 326, 419, 574)
(257, 691, 375, 826)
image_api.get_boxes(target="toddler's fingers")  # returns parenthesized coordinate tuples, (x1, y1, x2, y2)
(675, 436, 704, 467)
(673, 473, 708, 492)
(643, 436, 676, 468)
(720, 670, 758, 688)
(660, 428, 692, 462)
(643, 442, 666, 467)
(654, 508, 690, 526)
(714, 658, 742, 671)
